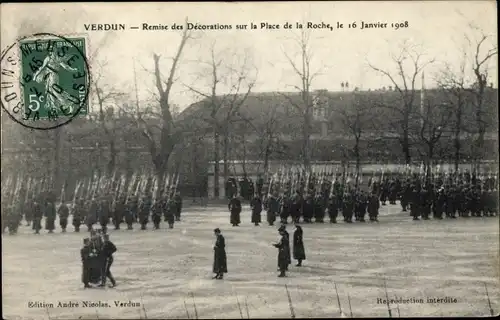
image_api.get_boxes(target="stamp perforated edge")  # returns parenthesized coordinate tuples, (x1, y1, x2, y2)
(16, 32, 91, 120)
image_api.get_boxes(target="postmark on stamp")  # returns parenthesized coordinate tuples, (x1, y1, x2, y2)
(1, 33, 90, 130)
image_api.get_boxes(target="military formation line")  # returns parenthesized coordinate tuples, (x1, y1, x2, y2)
(226, 165, 498, 227)
(1, 172, 183, 235)
(2, 165, 499, 235)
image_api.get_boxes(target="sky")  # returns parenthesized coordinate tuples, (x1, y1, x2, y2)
(1, 1, 497, 112)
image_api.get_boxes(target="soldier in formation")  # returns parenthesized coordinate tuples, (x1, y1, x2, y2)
(1, 188, 184, 235)
(264, 192, 279, 226)
(399, 171, 498, 221)
(256, 169, 497, 226)
(1, 170, 497, 235)
(250, 194, 263, 226)
(228, 195, 242, 226)
(58, 202, 70, 232)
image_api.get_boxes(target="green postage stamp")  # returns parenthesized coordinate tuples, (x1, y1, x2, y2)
(19, 36, 88, 120)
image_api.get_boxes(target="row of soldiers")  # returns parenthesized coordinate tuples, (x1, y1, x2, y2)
(228, 187, 381, 227)
(391, 175, 498, 220)
(2, 191, 183, 235)
(227, 171, 498, 226)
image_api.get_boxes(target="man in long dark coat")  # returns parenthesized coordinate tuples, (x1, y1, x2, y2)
(279, 196, 291, 224)
(165, 198, 176, 229)
(87, 199, 98, 231)
(173, 192, 183, 221)
(278, 224, 291, 270)
(81, 238, 92, 288)
(359, 191, 368, 222)
(293, 225, 306, 266)
(151, 200, 162, 230)
(293, 191, 306, 223)
(139, 196, 151, 230)
(125, 198, 136, 230)
(389, 180, 398, 204)
(273, 228, 291, 277)
(99, 234, 117, 287)
(99, 198, 110, 234)
(380, 179, 389, 205)
(266, 193, 280, 226)
(250, 195, 262, 226)
(433, 188, 445, 219)
(113, 197, 125, 230)
(228, 196, 242, 226)
(212, 228, 227, 280)
(327, 194, 339, 223)
(313, 194, 326, 223)
(367, 192, 380, 222)
(410, 185, 421, 220)
(45, 200, 56, 233)
(420, 187, 431, 220)
(6, 204, 21, 235)
(58, 202, 70, 232)
(342, 193, 354, 223)
(72, 199, 84, 232)
(225, 178, 237, 199)
(400, 181, 411, 212)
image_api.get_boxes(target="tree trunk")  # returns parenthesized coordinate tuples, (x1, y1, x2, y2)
(354, 137, 360, 188)
(241, 133, 247, 176)
(473, 78, 486, 172)
(107, 139, 117, 176)
(303, 105, 312, 171)
(213, 128, 220, 198)
(402, 132, 411, 165)
(453, 97, 463, 172)
(222, 129, 230, 181)
(125, 147, 133, 177)
(426, 143, 434, 184)
(263, 141, 271, 176)
(453, 126, 461, 172)
(154, 168, 166, 200)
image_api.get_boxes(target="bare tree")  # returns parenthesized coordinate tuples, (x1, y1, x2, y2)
(336, 91, 378, 186)
(185, 40, 257, 198)
(436, 50, 471, 171)
(250, 96, 287, 176)
(412, 98, 453, 181)
(133, 19, 192, 197)
(464, 25, 498, 169)
(368, 41, 435, 164)
(92, 59, 126, 176)
(280, 29, 323, 171)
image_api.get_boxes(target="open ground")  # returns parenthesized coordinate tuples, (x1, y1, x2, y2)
(2, 203, 499, 319)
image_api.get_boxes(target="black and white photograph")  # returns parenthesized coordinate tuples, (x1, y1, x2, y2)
(1, 1, 498, 318)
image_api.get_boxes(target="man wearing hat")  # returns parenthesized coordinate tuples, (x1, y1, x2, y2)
(212, 228, 227, 280)
(274, 226, 291, 277)
(228, 196, 242, 227)
(250, 194, 263, 226)
(72, 199, 85, 232)
(266, 192, 280, 226)
(278, 224, 291, 271)
(99, 234, 117, 287)
(81, 238, 92, 288)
